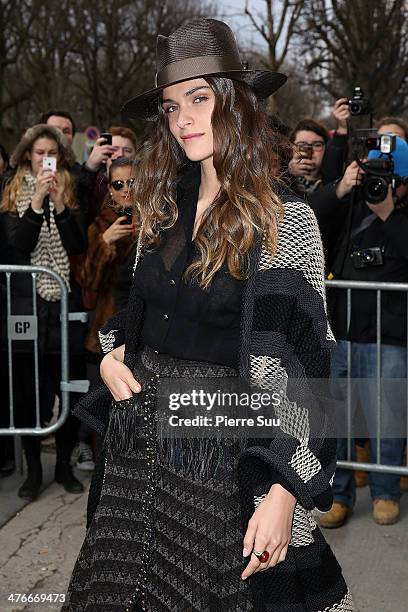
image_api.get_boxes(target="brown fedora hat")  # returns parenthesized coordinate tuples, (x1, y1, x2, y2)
(121, 18, 287, 121)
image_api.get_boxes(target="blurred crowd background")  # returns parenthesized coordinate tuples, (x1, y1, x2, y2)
(0, 0, 407, 528)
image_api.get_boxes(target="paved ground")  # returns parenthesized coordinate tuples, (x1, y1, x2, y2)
(0, 455, 407, 612)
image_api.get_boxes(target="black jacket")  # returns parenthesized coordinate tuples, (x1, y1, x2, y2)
(329, 191, 408, 346)
(291, 134, 349, 266)
(0, 205, 87, 353)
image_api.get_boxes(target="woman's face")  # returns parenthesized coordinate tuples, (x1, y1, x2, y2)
(28, 137, 59, 176)
(293, 129, 326, 170)
(109, 165, 136, 207)
(162, 78, 215, 163)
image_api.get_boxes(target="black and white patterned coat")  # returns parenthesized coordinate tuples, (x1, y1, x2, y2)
(76, 188, 353, 611)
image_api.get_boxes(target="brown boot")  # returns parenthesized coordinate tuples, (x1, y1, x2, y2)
(355, 442, 369, 487)
(373, 499, 400, 525)
(319, 502, 350, 529)
(400, 475, 408, 492)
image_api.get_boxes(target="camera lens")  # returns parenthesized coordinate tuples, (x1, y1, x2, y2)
(361, 250, 375, 263)
(349, 101, 362, 115)
(363, 177, 388, 204)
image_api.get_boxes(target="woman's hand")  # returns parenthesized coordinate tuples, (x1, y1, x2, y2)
(102, 217, 134, 245)
(100, 344, 141, 400)
(49, 171, 65, 213)
(32, 168, 54, 210)
(241, 483, 297, 580)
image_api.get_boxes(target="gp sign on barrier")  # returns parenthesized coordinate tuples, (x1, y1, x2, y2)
(0, 264, 89, 436)
(7, 315, 38, 340)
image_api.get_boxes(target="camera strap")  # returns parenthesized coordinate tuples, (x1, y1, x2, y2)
(350, 212, 377, 238)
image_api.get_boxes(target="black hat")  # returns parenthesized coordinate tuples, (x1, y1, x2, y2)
(121, 18, 287, 121)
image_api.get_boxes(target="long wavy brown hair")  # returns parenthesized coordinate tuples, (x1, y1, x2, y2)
(0, 124, 77, 214)
(133, 77, 287, 288)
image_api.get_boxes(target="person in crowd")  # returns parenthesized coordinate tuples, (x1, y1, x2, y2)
(288, 118, 330, 195)
(64, 18, 353, 611)
(75, 157, 137, 471)
(320, 136, 408, 528)
(288, 103, 352, 264)
(40, 109, 76, 146)
(40, 109, 115, 224)
(39, 110, 103, 454)
(0, 124, 87, 501)
(0, 144, 9, 176)
(350, 114, 408, 491)
(83, 126, 138, 222)
(376, 115, 408, 142)
(39, 115, 136, 468)
(377, 116, 408, 495)
(81, 157, 136, 356)
(288, 98, 350, 196)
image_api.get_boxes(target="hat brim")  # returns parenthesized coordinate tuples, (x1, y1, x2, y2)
(121, 70, 287, 121)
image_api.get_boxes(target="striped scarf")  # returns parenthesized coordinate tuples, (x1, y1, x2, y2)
(15, 173, 70, 301)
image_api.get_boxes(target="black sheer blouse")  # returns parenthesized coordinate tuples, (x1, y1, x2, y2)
(133, 167, 245, 367)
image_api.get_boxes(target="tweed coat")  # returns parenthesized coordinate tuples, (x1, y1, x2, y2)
(74, 170, 353, 611)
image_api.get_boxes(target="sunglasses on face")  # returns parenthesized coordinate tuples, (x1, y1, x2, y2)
(110, 178, 136, 191)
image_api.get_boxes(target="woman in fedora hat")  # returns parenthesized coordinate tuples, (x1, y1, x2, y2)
(65, 18, 353, 612)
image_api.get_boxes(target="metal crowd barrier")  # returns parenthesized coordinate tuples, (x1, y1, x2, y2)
(0, 264, 89, 437)
(1, 267, 407, 478)
(326, 279, 408, 476)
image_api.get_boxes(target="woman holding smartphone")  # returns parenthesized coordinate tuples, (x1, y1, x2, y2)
(0, 124, 87, 501)
(81, 157, 137, 357)
(66, 19, 353, 612)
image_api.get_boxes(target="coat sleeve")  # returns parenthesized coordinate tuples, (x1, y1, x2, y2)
(54, 207, 87, 255)
(98, 308, 128, 354)
(239, 203, 337, 512)
(321, 133, 348, 184)
(13, 207, 44, 253)
(81, 222, 117, 292)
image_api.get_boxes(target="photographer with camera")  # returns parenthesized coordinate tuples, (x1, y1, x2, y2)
(288, 102, 351, 262)
(320, 134, 408, 528)
(289, 98, 351, 192)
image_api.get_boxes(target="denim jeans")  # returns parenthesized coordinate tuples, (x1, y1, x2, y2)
(331, 340, 406, 507)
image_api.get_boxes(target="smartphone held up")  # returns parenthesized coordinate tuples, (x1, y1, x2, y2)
(42, 156, 57, 172)
(100, 132, 112, 146)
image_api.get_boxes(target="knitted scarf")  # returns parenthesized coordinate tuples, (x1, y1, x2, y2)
(292, 174, 322, 196)
(15, 173, 70, 301)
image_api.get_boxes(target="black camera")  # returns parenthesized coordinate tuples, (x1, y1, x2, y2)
(353, 131, 401, 203)
(116, 206, 133, 225)
(350, 247, 384, 269)
(348, 87, 371, 116)
(360, 158, 398, 203)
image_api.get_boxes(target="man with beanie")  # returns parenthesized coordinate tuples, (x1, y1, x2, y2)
(321, 136, 408, 528)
